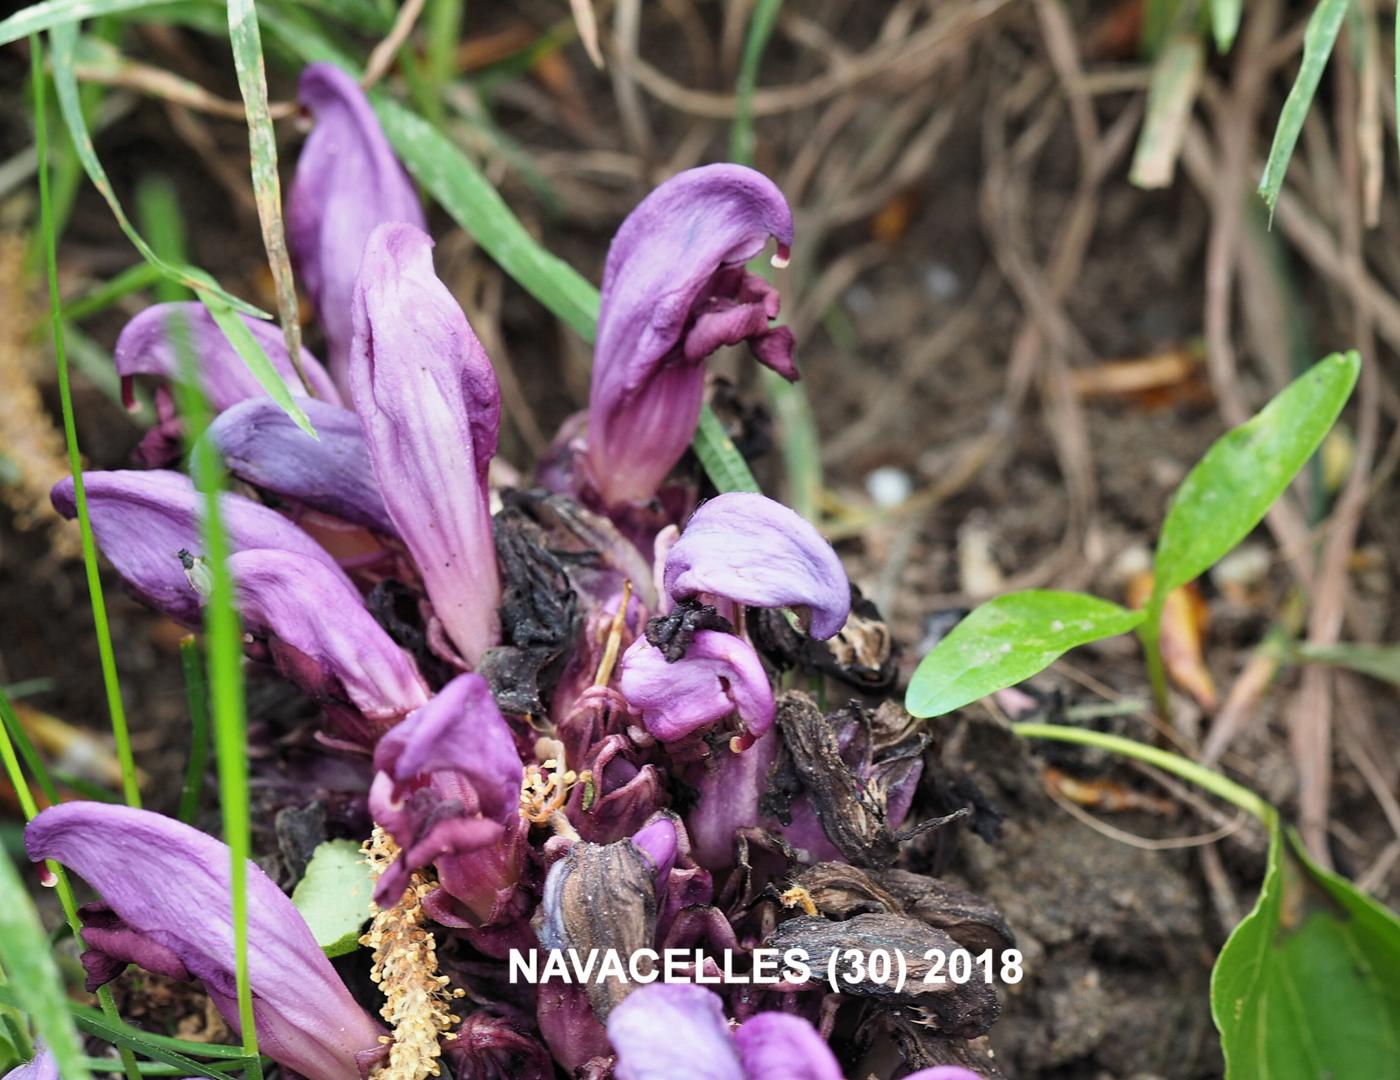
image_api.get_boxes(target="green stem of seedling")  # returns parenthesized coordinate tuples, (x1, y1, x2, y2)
(32, 31, 141, 811)
(1139, 595, 1172, 721)
(177, 636, 211, 825)
(1012, 721, 1275, 825)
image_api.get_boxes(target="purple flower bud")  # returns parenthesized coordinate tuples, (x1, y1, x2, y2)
(206, 397, 394, 534)
(49, 470, 354, 626)
(368, 674, 523, 909)
(607, 984, 742, 1080)
(629, 812, 713, 941)
(25, 803, 385, 1080)
(566, 734, 664, 845)
(586, 165, 796, 507)
(114, 302, 340, 414)
(350, 222, 502, 667)
(618, 631, 774, 745)
(732, 1012, 843, 1080)
(665, 493, 850, 640)
(288, 62, 425, 394)
(227, 549, 427, 732)
(445, 1010, 555, 1080)
(3, 1044, 58, 1080)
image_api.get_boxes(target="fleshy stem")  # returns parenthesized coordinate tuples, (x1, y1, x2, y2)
(32, 30, 140, 810)
(1138, 594, 1173, 721)
(1012, 721, 1275, 826)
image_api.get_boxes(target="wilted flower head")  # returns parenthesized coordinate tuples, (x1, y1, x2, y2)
(26, 803, 385, 1080)
(351, 222, 502, 667)
(586, 164, 797, 507)
(288, 61, 426, 394)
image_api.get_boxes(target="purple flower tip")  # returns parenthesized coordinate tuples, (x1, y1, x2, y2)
(618, 631, 774, 745)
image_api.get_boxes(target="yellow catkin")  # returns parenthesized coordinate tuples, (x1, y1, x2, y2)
(360, 828, 462, 1080)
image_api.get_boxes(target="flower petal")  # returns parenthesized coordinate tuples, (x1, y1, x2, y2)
(618, 631, 774, 744)
(664, 493, 850, 640)
(2, 1044, 59, 1080)
(288, 62, 425, 394)
(586, 164, 796, 506)
(25, 803, 384, 1080)
(904, 1070, 986, 1080)
(49, 470, 354, 626)
(685, 729, 778, 870)
(206, 396, 394, 534)
(607, 984, 743, 1080)
(733, 1012, 843, 1080)
(350, 222, 502, 666)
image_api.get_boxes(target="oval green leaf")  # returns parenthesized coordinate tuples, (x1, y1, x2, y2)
(1153, 351, 1359, 605)
(906, 590, 1144, 719)
(291, 839, 372, 958)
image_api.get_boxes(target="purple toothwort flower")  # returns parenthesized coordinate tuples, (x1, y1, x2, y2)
(665, 492, 850, 639)
(618, 631, 774, 747)
(49, 470, 354, 626)
(2, 1043, 58, 1080)
(288, 62, 426, 395)
(607, 983, 842, 1080)
(586, 164, 797, 507)
(205, 397, 394, 534)
(351, 222, 502, 667)
(25, 803, 385, 1080)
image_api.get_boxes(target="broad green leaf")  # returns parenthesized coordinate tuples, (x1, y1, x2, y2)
(1257, 0, 1348, 214)
(1152, 351, 1359, 606)
(291, 840, 372, 958)
(196, 299, 316, 439)
(0, 0, 173, 46)
(1212, 819, 1400, 1078)
(0, 847, 91, 1080)
(1210, 0, 1242, 52)
(1295, 641, 1400, 685)
(906, 590, 1144, 718)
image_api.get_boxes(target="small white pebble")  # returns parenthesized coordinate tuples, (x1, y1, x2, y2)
(866, 466, 912, 507)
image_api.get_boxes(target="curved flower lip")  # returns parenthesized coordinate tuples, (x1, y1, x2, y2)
(618, 631, 774, 745)
(607, 984, 742, 1080)
(289, 61, 426, 395)
(664, 492, 850, 640)
(25, 803, 385, 1080)
(350, 222, 502, 666)
(206, 397, 395, 534)
(114, 302, 340, 411)
(227, 548, 427, 723)
(50, 470, 355, 626)
(586, 164, 797, 506)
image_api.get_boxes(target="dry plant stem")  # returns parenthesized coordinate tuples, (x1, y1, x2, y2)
(609, 0, 654, 156)
(363, 0, 429, 90)
(1043, 779, 1247, 852)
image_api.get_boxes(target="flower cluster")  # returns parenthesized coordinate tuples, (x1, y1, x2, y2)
(24, 62, 1007, 1080)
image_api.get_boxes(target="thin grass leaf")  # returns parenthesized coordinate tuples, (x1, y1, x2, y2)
(227, 0, 309, 392)
(729, 0, 781, 164)
(63, 260, 163, 322)
(1257, 0, 1348, 215)
(0, 0, 172, 46)
(69, 1006, 256, 1080)
(135, 174, 192, 302)
(1210, 0, 1242, 52)
(1130, 33, 1204, 189)
(177, 635, 211, 823)
(1294, 640, 1400, 684)
(692, 407, 761, 495)
(65, 1003, 258, 1061)
(199, 297, 316, 437)
(0, 695, 61, 807)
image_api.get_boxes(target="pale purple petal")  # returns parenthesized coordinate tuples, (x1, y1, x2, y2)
(3, 1044, 58, 1080)
(206, 397, 394, 533)
(288, 62, 426, 395)
(618, 631, 774, 744)
(114, 302, 339, 411)
(586, 164, 796, 506)
(607, 984, 744, 1080)
(25, 803, 384, 1080)
(665, 493, 850, 640)
(733, 1012, 843, 1080)
(350, 222, 501, 666)
(904, 1070, 985, 1080)
(49, 470, 354, 626)
(686, 729, 778, 870)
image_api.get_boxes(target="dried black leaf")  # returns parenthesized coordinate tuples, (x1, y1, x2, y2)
(367, 578, 457, 687)
(874, 869, 1016, 957)
(793, 863, 903, 920)
(881, 1010, 1006, 1080)
(273, 801, 326, 886)
(644, 598, 733, 662)
(750, 586, 899, 694)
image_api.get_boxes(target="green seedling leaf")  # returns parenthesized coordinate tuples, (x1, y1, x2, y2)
(1212, 818, 1400, 1078)
(1257, 0, 1348, 215)
(906, 590, 1144, 718)
(1294, 641, 1400, 686)
(1152, 351, 1359, 607)
(1210, 0, 1242, 53)
(1130, 33, 1204, 189)
(291, 840, 372, 958)
(0, 0, 173, 46)
(0, 848, 91, 1080)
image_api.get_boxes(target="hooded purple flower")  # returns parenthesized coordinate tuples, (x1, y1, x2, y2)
(586, 164, 797, 507)
(227, 549, 427, 733)
(25, 803, 385, 1080)
(49, 470, 354, 626)
(618, 631, 774, 746)
(205, 396, 394, 534)
(2, 1044, 58, 1080)
(289, 62, 426, 394)
(665, 493, 850, 639)
(350, 222, 502, 667)
(607, 984, 841, 1080)
(368, 674, 523, 911)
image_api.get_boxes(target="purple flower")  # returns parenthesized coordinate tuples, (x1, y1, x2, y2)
(350, 222, 502, 667)
(585, 164, 797, 507)
(49, 470, 354, 626)
(618, 631, 774, 746)
(665, 493, 850, 639)
(288, 62, 426, 394)
(205, 397, 394, 534)
(368, 674, 523, 911)
(607, 984, 841, 1080)
(685, 728, 778, 870)
(445, 1011, 555, 1080)
(25, 803, 385, 1080)
(228, 549, 427, 734)
(2, 1044, 58, 1080)
(906, 1071, 985, 1080)
(114, 302, 341, 413)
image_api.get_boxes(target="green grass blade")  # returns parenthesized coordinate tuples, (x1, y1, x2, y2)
(34, 27, 141, 810)
(177, 635, 210, 824)
(135, 175, 192, 303)
(1257, 0, 1348, 215)
(0, 0, 172, 46)
(200, 297, 316, 436)
(729, 0, 781, 164)
(63, 260, 163, 322)
(692, 408, 761, 494)
(1130, 32, 1204, 189)
(0, 696, 61, 807)
(1210, 0, 1242, 52)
